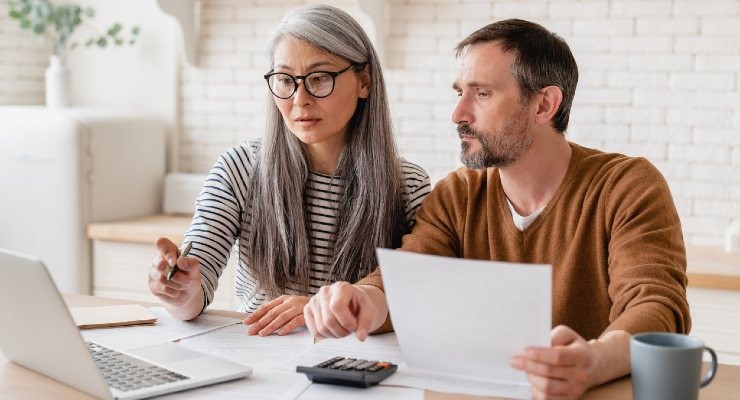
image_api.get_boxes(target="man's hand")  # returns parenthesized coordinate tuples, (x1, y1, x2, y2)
(303, 282, 384, 341)
(148, 237, 203, 320)
(510, 325, 597, 400)
(244, 295, 309, 336)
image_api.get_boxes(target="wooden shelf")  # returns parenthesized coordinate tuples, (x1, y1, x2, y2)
(686, 245, 740, 291)
(87, 217, 740, 292)
(87, 214, 191, 245)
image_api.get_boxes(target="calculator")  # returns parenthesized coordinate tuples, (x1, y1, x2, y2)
(296, 356, 398, 388)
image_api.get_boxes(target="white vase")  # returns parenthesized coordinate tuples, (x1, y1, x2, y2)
(45, 55, 71, 108)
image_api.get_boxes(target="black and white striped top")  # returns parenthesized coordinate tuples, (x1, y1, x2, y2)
(185, 140, 431, 313)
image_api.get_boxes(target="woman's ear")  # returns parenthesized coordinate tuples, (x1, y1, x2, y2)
(358, 65, 371, 99)
(534, 86, 563, 126)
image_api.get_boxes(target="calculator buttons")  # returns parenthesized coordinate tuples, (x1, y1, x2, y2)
(316, 357, 343, 368)
(353, 360, 378, 370)
(339, 359, 366, 370)
(328, 358, 354, 368)
(297, 356, 398, 388)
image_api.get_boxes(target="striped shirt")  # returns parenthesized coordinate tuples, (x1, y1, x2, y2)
(185, 140, 431, 313)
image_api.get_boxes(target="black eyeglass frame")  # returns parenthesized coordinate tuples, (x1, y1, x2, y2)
(263, 63, 367, 99)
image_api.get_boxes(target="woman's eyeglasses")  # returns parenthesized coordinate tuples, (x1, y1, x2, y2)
(264, 63, 366, 99)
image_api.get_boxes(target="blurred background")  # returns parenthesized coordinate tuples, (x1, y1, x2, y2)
(4, 0, 739, 245)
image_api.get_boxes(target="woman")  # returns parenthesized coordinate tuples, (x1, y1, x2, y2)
(147, 4, 431, 336)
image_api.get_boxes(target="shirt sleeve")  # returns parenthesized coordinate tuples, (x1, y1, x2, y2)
(400, 160, 432, 231)
(602, 158, 691, 335)
(183, 141, 258, 312)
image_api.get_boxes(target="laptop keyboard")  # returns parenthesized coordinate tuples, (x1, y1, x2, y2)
(87, 342, 189, 392)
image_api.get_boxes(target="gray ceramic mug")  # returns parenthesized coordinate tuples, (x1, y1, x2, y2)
(631, 332, 718, 400)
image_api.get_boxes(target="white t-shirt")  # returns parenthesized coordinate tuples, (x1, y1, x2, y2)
(506, 198, 545, 231)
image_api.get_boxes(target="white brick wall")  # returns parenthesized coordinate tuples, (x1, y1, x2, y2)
(1, 0, 739, 247)
(176, 0, 740, 247)
(0, 2, 46, 105)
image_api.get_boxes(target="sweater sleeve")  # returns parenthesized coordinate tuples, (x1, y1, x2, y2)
(602, 158, 691, 335)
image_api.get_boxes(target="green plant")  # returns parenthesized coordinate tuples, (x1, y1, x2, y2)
(7, 0, 140, 58)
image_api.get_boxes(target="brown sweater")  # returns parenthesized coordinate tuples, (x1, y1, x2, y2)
(359, 143, 691, 340)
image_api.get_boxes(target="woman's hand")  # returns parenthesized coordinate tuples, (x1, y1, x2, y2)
(244, 295, 310, 336)
(148, 237, 203, 320)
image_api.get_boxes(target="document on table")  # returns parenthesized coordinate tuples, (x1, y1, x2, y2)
(155, 368, 311, 400)
(175, 323, 315, 399)
(297, 383, 424, 400)
(147, 307, 243, 340)
(293, 333, 404, 369)
(80, 307, 242, 350)
(376, 248, 552, 399)
(179, 322, 314, 370)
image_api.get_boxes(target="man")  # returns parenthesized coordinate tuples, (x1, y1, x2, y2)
(303, 19, 690, 399)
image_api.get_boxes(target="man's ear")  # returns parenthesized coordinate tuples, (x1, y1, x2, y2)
(358, 65, 371, 99)
(534, 86, 563, 126)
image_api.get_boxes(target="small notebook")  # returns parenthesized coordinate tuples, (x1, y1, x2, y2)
(69, 304, 158, 329)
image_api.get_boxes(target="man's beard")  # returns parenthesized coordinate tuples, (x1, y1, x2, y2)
(458, 106, 532, 169)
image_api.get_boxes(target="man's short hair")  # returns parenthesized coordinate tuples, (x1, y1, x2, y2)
(455, 19, 578, 133)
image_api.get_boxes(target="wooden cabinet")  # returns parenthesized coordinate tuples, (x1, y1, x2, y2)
(87, 214, 239, 311)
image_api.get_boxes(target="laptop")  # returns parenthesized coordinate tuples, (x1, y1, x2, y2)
(0, 248, 252, 400)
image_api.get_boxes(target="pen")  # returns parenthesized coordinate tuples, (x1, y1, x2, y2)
(166, 242, 192, 281)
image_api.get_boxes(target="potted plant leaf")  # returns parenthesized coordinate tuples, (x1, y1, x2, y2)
(6, 0, 141, 107)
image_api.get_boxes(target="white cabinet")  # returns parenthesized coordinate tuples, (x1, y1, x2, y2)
(0, 106, 165, 293)
(684, 247, 740, 365)
(688, 287, 740, 366)
(87, 215, 240, 311)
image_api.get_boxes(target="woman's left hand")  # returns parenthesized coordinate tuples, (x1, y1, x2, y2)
(244, 295, 310, 336)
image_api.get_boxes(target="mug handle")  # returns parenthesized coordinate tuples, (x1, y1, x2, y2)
(700, 346, 718, 388)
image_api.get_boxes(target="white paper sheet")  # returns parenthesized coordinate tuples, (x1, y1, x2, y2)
(293, 333, 404, 370)
(149, 307, 243, 340)
(155, 369, 311, 400)
(385, 365, 531, 399)
(376, 249, 552, 398)
(174, 323, 316, 399)
(297, 383, 424, 400)
(80, 307, 242, 350)
(178, 322, 314, 370)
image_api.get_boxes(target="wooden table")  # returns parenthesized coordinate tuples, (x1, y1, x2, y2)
(2, 294, 738, 399)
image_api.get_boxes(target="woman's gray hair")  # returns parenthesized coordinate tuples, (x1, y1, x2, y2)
(247, 4, 405, 297)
